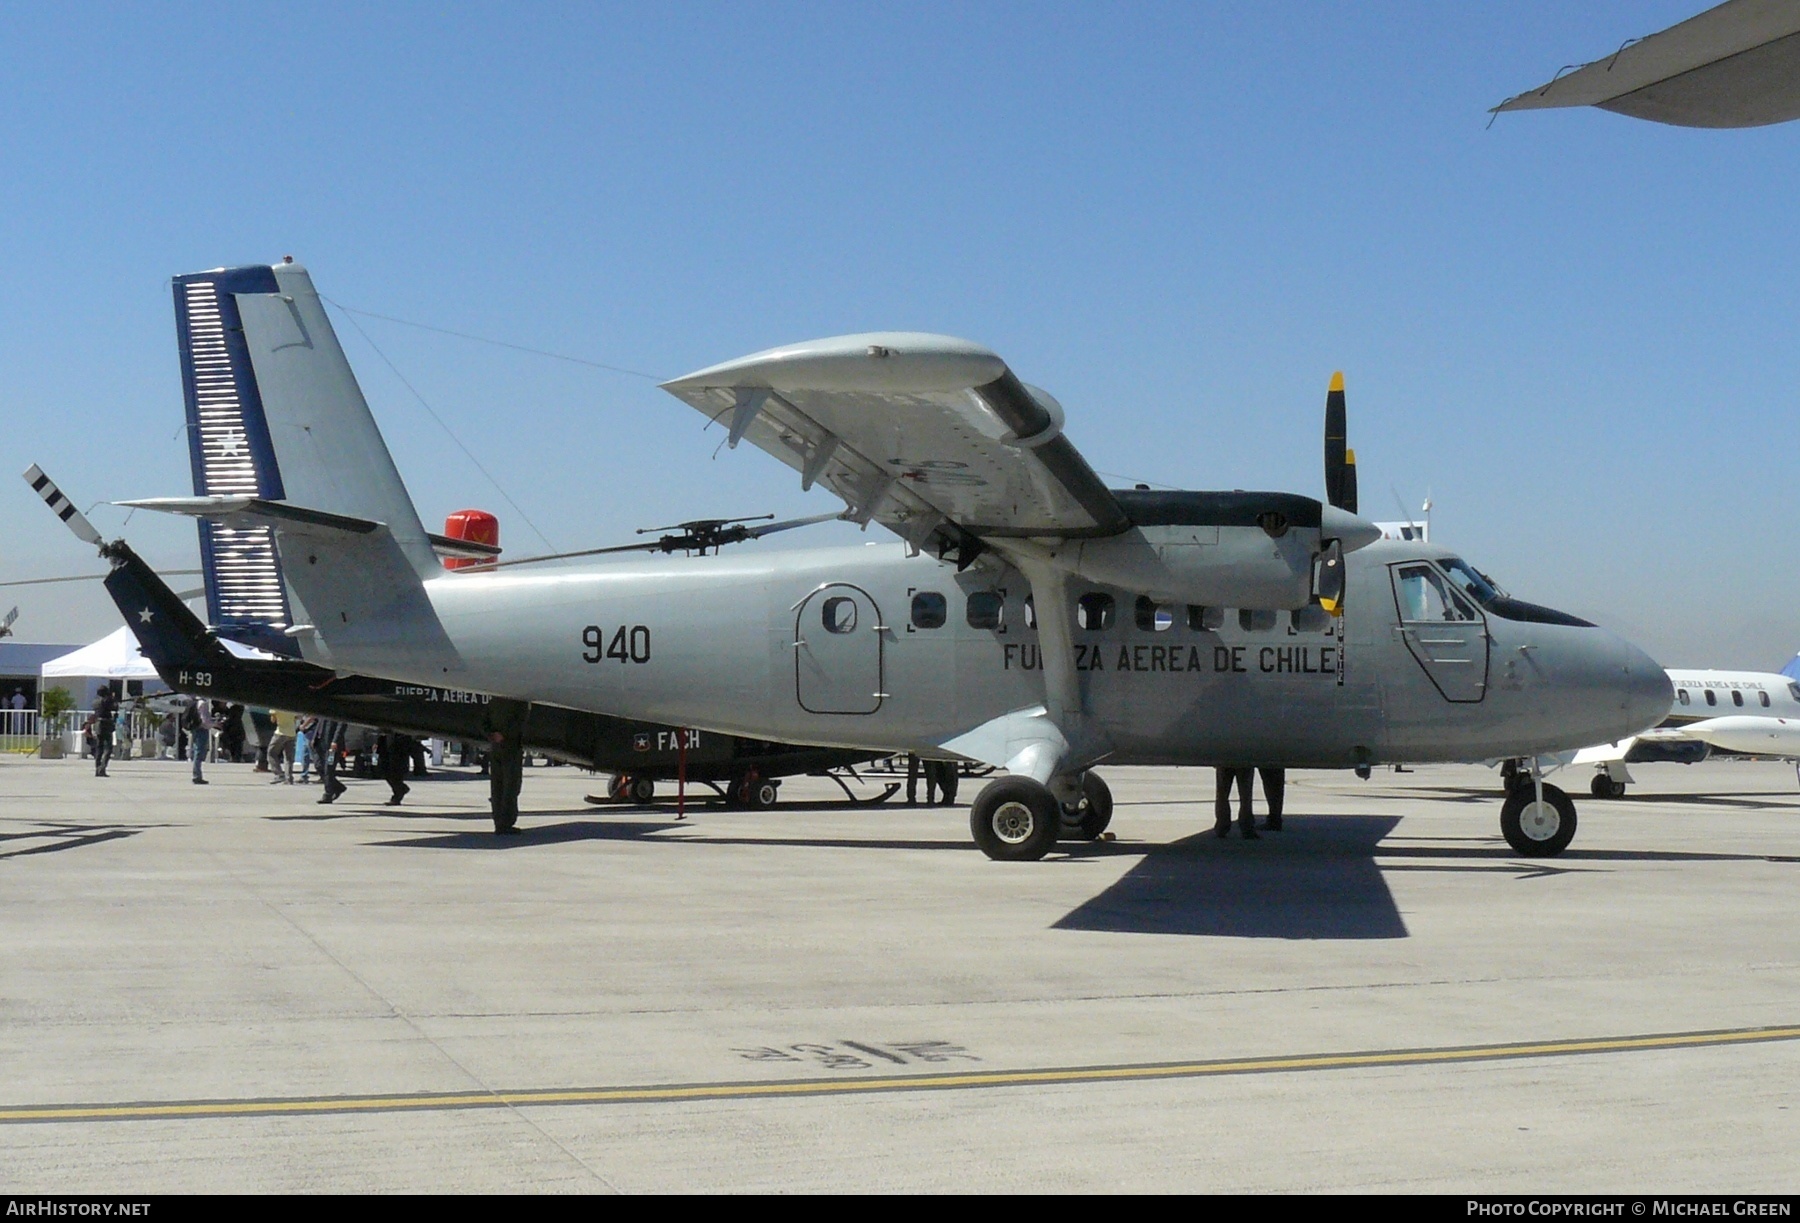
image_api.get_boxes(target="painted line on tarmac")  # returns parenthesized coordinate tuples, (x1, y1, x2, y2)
(6, 1023, 1797, 1125)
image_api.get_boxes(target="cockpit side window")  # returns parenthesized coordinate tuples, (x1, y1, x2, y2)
(1395, 565, 1477, 622)
(1789, 682, 1800, 703)
(1439, 558, 1500, 608)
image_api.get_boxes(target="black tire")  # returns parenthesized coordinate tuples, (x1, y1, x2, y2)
(629, 776, 655, 804)
(606, 774, 630, 802)
(1500, 783, 1578, 857)
(749, 779, 779, 809)
(1589, 774, 1625, 799)
(1059, 772, 1114, 840)
(970, 777, 1060, 861)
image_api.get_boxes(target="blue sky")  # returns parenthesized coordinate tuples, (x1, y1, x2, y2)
(2, 2, 1794, 668)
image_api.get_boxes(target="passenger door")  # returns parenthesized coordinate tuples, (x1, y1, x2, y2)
(1389, 563, 1489, 703)
(795, 584, 885, 715)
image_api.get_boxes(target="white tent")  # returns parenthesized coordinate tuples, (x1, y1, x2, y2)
(40, 626, 276, 681)
(40, 627, 158, 680)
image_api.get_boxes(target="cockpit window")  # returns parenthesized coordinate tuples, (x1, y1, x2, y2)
(1395, 565, 1478, 623)
(1439, 558, 1500, 609)
(1790, 682, 1800, 703)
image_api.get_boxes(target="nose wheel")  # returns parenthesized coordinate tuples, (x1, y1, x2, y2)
(1500, 782, 1577, 856)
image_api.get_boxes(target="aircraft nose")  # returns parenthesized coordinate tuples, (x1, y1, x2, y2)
(1610, 635, 1673, 735)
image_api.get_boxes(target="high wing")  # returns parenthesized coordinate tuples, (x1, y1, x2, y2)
(660, 332, 1129, 549)
(1493, 0, 1800, 129)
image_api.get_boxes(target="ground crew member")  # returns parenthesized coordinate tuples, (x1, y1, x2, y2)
(91, 685, 118, 777)
(482, 698, 528, 834)
(1258, 766, 1286, 832)
(1213, 766, 1259, 839)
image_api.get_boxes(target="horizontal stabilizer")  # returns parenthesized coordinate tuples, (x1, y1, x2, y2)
(116, 496, 382, 535)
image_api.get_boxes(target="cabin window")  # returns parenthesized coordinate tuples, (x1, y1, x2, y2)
(966, 591, 1003, 631)
(1134, 596, 1173, 632)
(1677, 690, 1690, 706)
(1291, 605, 1331, 633)
(1732, 690, 1744, 707)
(822, 596, 858, 634)
(1395, 564, 1477, 622)
(1705, 690, 1717, 707)
(1760, 691, 1771, 707)
(1789, 682, 1800, 703)
(1239, 608, 1277, 633)
(1187, 605, 1223, 631)
(911, 591, 947, 630)
(1024, 595, 1036, 630)
(1077, 593, 1115, 631)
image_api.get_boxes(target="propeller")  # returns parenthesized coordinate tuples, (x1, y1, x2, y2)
(488, 511, 843, 569)
(1323, 371, 1357, 515)
(1317, 371, 1357, 617)
(0, 607, 16, 639)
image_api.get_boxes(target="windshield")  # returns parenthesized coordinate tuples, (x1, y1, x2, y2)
(1439, 557, 1500, 609)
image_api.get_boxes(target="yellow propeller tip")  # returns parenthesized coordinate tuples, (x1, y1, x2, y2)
(1345, 447, 1356, 464)
(1329, 371, 1345, 392)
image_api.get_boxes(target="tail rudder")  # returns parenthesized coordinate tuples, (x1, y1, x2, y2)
(173, 261, 438, 593)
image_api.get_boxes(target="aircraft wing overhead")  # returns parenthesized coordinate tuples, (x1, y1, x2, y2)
(1493, 0, 1800, 128)
(660, 333, 1130, 545)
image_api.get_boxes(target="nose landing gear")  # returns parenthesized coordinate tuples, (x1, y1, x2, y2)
(1500, 779, 1578, 856)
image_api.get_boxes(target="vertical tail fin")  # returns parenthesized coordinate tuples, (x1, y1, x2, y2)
(173, 261, 439, 654)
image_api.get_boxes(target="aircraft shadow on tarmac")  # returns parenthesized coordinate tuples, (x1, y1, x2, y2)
(1056, 815, 1411, 940)
(1408, 785, 1800, 813)
(0, 821, 169, 860)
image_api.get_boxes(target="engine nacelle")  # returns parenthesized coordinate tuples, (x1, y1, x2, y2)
(1034, 491, 1382, 609)
(1046, 524, 1319, 609)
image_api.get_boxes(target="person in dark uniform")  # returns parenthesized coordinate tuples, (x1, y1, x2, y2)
(316, 719, 347, 804)
(905, 754, 921, 806)
(92, 685, 118, 777)
(1213, 765, 1259, 839)
(377, 732, 412, 805)
(1258, 766, 1286, 832)
(926, 759, 959, 806)
(481, 698, 527, 834)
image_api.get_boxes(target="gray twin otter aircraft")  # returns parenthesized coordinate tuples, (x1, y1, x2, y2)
(118, 261, 1668, 860)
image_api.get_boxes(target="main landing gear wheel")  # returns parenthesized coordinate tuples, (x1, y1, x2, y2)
(971, 777, 1060, 862)
(1059, 772, 1114, 840)
(606, 774, 630, 802)
(1590, 774, 1626, 799)
(734, 776, 779, 809)
(1500, 783, 1578, 857)
(629, 776, 656, 804)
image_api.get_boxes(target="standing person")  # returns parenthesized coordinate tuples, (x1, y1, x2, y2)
(1258, 767, 1286, 832)
(183, 698, 213, 785)
(481, 698, 527, 834)
(1213, 765, 1259, 839)
(157, 711, 177, 760)
(924, 758, 958, 806)
(905, 754, 922, 806)
(295, 715, 317, 783)
(250, 709, 275, 773)
(92, 685, 118, 778)
(377, 732, 412, 805)
(267, 710, 297, 784)
(315, 719, 347, 804)
(220, 703, 246, 763)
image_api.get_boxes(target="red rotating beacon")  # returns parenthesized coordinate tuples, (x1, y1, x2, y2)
(441, 509, 500, 570)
